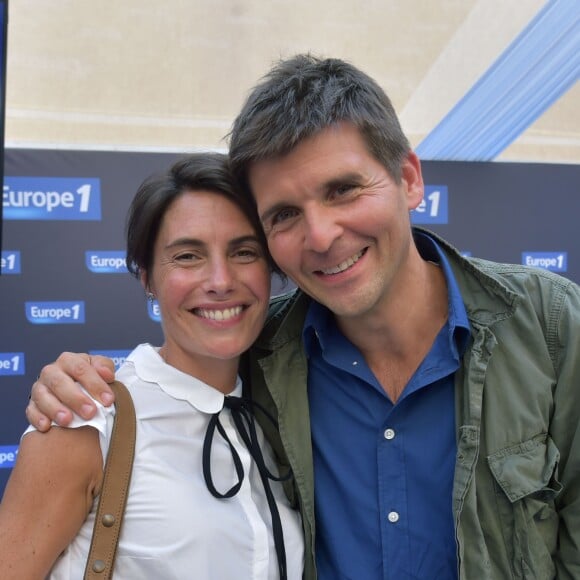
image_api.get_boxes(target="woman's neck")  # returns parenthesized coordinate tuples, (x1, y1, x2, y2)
(158, 346, 240, 395)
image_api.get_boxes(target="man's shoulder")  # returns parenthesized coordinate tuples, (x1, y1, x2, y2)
(267, 289, 300, 318)
(464, 255, 577, 298)
(419, 227, 578, 299)
(253, 289, 312, 348)
(450, 253, 580, 345)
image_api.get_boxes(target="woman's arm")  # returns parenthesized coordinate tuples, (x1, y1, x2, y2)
(0, 425, 103, 579)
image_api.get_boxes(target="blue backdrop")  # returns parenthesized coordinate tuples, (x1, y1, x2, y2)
(1, 148, 579, 495)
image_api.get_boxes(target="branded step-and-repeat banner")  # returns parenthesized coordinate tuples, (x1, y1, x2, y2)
(1, 149, 579, 495)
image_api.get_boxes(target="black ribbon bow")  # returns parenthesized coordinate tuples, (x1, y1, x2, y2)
(202, 396, 292, 580)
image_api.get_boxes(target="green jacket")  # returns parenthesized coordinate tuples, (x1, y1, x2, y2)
(246, 231, 580, 580)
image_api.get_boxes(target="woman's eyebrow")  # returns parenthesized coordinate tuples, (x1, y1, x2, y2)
(164, 237, 205, 250)
(165, 234, 260, 251)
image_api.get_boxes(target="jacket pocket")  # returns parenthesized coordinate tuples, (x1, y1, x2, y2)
(487, 434, 561, 580)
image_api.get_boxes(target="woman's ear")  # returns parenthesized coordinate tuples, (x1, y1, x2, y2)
(140, 272, 150, 294)
(142, 274, 156, 302)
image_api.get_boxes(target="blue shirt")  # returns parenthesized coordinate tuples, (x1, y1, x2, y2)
(304, 232, 470, 580)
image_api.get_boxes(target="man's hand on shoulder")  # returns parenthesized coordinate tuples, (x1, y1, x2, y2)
(26, 352, 116, 431)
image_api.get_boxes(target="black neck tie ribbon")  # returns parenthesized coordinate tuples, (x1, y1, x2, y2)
(202, 396, 292, 580)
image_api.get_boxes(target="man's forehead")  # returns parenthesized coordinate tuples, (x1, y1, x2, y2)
(248, 121, 365, 165)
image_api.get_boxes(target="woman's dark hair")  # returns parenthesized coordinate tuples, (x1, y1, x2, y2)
(125, 152, 280, 282)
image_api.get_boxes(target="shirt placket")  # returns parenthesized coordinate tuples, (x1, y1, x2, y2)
(377, 411, 410, 580)
(222, 409, 272, 580)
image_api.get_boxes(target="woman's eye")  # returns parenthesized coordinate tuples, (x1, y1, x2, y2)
(175, 252, 198, 262)
(234, 248, 261, 261)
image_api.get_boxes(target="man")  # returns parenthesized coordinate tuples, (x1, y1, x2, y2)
(27, 55, 580, 579)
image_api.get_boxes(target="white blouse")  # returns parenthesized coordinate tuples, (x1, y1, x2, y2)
(39, 343, 304, 579)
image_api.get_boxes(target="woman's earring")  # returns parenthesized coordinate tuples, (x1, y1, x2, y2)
(146, 292, 155, 302)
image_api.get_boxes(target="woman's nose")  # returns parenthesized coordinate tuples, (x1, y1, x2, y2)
(203, 258, 235, 295)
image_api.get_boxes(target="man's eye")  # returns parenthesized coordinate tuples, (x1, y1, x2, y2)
(272, 207, 298, 225)
(332, 184, 355, 198)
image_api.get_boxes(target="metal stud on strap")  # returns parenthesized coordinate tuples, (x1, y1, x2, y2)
(92, 559, 106, 573)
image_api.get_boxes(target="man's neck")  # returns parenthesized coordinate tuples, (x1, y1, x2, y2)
(337, 259, 448, 402)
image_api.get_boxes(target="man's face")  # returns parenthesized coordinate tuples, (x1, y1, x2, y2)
(248, 122, 424, 322)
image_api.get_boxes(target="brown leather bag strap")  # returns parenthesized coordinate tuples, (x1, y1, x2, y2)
(84, 380, 136, 579)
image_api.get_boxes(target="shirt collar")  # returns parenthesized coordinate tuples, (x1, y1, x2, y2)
(303, 230, 471, 358)
(303, 300, 333, 356)
(414, 230, 471, 357)
(126, 343, 242, 414)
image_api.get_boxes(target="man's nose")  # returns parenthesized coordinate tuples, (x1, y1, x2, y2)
(303, 206, 343, 253)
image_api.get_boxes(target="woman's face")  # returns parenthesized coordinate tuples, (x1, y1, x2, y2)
(145, 190, 271, 382)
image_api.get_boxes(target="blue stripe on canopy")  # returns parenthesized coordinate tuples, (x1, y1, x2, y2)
(416, 0, 580, 161)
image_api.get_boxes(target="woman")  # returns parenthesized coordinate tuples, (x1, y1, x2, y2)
(0, 154, 304, 579)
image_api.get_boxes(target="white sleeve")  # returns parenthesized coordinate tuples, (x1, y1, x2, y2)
(22, 386, 117, 465)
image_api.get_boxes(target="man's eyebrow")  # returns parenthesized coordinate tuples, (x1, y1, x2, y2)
(323, 171, 365, 191)
(260, 202, 289, 224)
(259, 171, 365, 223)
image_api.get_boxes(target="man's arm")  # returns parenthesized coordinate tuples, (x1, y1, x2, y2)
(552, 282, 580, 578)
(27, 353, 116, 431)
(0, 426, 103, 578)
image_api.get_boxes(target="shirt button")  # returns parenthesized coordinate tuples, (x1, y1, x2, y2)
(388, 511, 399, 523)
(384, 428, 396, 440)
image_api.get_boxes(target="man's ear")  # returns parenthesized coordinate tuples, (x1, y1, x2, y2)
(401, 151, 424, 211)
